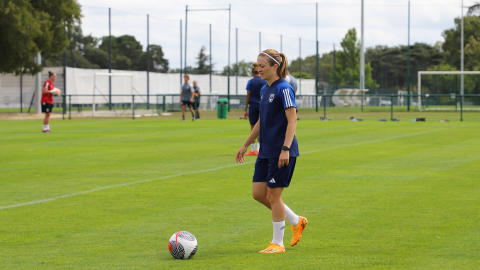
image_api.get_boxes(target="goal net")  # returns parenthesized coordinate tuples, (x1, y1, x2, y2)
(417, 71, 480, 111)
(92, 73, 157, 117)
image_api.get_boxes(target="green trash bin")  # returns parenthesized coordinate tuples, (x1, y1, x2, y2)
(217, 99, 229, 119)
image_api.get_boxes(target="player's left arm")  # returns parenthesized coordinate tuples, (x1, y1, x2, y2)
(278, 85, 297, 168)
(279, 107, 297, 168)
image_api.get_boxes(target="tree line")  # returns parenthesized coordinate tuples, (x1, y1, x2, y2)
(2, 1, 480, 94)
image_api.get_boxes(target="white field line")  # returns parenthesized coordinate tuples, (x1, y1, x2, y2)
(0, 128, 447, 211)
(302, 128, 448, 155)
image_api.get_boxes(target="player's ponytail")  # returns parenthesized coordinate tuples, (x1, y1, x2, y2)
(278, 53, 288, 79)
(48, 71, 54, 78)
(259, 49, 288, 78)
(252, 63, 259, 76)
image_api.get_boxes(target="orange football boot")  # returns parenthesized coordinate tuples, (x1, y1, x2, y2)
(290, 216, 308, 246)
(259, 242, 285, 253)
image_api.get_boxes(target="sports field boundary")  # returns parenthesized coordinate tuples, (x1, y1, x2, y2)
(0, 127, 450, 211)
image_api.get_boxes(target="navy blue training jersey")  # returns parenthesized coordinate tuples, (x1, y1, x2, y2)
(258, 78, 299, 159)
(246, 76, 267, 104)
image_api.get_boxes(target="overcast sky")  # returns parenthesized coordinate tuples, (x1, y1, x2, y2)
(77, 0, 477, 70)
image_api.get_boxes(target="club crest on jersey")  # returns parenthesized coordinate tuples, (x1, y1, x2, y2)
(269, 93, 275, 103)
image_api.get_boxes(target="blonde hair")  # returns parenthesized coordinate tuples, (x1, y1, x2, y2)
(259, 49, 288, 78)
(252, 63, 259, 75)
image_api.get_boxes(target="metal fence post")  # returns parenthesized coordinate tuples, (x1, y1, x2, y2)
(460, 94, 463, 122)
(132, 95, 135, 120)
(455, 94, 458, 112)
(62, 94, 66, 120)
(391, 95, 394, 121)
(323, 94, 326, 119)
(361, 93, 364, 112)
(68, 95, 71, 120)
(163, 95, 166, 112)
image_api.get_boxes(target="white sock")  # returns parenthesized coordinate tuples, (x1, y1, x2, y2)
(285, 204, 299, 226)
(43, 125, 47, 130)
(251, 143, 255, 152)
(257, 142, 260, 151)
(272, 221, 285, 246)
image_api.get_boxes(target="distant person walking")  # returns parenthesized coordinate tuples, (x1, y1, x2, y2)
(41, 71, 59, 133)
(193, 80, 201, 119)
(180, 75, 195, 122)
(244, 63, 267, 156)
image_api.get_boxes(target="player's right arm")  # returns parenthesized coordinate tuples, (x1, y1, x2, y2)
(179, 88, 183, 104)
(244, 90, 251, 119)
(236, 117, 260, 163)
(43, 82, 52, 95)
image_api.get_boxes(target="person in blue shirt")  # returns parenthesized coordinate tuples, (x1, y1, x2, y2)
(244, 63, 267, 156)
(235, 49, 308, 254)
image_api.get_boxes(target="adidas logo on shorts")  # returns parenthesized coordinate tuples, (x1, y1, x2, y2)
(269, 178, 276, 183)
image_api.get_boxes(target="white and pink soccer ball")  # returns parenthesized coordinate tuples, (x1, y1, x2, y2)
(168, 231, 197, 260)
(52, 88, 61, 96)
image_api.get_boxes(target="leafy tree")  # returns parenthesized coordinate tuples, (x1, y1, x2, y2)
(95, 35, 169, 72)
(222, 61, 254, 76)
(83, 46, 109, 68)
(442, 16, 480, 69)
(365, 43, 443, 92)
(45, 49, 100, 69)
(424, 63, 480, 94)
(0, 0, 81, 74)
(194, 46, 212, 74)
(99, 35, 143, 70)
(135, 45, 169, 73)
(288, 51, 336, 83)
(465, 36, 480, 63)
(330, 28, 376, 89)
(114, 55, 132, 70)
(467, 2, 480, 16)
(148, 45, 169, 72)
(43, 22, 103, 69)
(290, 72, 313, 79)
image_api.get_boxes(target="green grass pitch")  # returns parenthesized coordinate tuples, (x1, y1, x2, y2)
(1, 116, 479, 269)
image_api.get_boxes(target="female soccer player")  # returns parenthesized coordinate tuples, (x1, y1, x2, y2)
(235, 49, 308, 253)
(244, 63, 267, 156)
(41, 71, 58, 133)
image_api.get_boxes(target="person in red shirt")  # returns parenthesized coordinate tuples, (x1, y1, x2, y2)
(41, 71, 58, 133)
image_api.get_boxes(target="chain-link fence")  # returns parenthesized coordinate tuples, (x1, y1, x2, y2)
(2, 2, 479, 115)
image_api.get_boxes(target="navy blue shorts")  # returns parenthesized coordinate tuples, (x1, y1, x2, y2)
(248, 103, 260, 126)
(252, 157, 297, 188)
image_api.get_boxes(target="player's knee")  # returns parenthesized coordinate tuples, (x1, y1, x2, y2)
(252, 191, 266, 202)
(266, 191, 282, 204)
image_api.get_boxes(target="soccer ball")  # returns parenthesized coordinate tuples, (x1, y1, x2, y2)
(52, 88, 61, 96)
(168, 231, 197, 260)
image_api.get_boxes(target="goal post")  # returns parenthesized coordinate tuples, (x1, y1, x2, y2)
(93, 73, 134, 116)
(417, 71, 480, 111)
